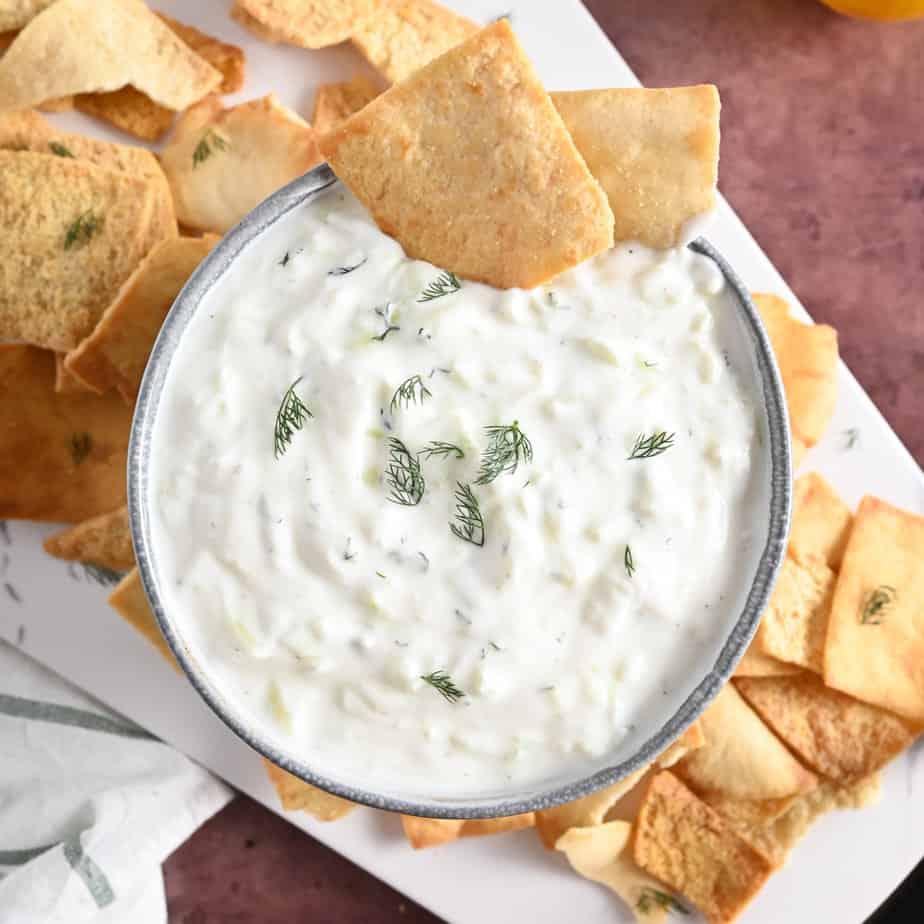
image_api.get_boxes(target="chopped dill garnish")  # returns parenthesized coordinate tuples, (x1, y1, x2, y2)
(375, 570, 387, 580)
(69, 432, 92, 465)
(372, 325, 400, 342)
(192, 129, 229, 167)
(279, 251, 290, 267)
(420, 669, 465, 703)
(390, 374, 432, 413)
(417, 270, 461, 302)
(384, 437, 425, 506)
(273, 376, 312, 459)
(371, 302, 400, 341)
(843, 427, 860, 450)
(625, 544, 635, 577)
(636, 888, 689, 916)
(420, 441, 464, 461)
(450, 482, 485, 547)
(859, 584, 896, 625)
(49, 141, 74, 158)
(328, 256, 367, 276)
(627, 430, 675, 460)
(475, 422, 533, 485)
(64, 210, 102, 250)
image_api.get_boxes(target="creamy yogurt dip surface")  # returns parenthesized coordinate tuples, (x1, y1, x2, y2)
(149, 185, 767, 800)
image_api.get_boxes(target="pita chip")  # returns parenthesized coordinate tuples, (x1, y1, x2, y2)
(235, 0, 381, 49)
(735, 672, 918, 785)
(790, 471, 853, 569)
(734, 641, 803, 678)
(400, 816, 465, 848)
(351, 0, 478, 83)
(161, 94, 320, 233)
(460, 813, 534, 838)
(44, 505, 133, 572)
(75, 87, 176, 142)
(231, 1, 284, 43)
(322, 20, 614, 290)
(108, 567, 178, 670)
(311, 75, 380, 137)
(54, 354, 91, 394)
(66, 235, 220, 402)
(0, 346, 131, 522)
(552, 86, 720, 249)
(263, 759, 356, 820)
(633, 771, 773, 924)
(557, 820, 685, 923)
(824, 495, 924, 722)
(157, 13, 246, 94)
(0, 0, 221, 112)
(0, 0, 55, 31)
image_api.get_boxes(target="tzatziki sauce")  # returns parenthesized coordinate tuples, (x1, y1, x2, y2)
(149, 187, 766, 800)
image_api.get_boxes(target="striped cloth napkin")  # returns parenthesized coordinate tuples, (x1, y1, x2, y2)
(0, 640, 232, 924)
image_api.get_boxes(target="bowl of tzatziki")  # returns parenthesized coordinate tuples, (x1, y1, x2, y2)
(129, 164, 791, 818)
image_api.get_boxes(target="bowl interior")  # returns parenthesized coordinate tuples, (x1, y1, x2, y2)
(128, 164, 792, 819)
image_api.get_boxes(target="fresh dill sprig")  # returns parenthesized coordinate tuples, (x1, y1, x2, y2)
(859, 584, 896, 625)
(384, 437, 425, 506)
(627, 430, 675, 460)
(64, 210, 102, 250)
(636, 888, 689, 916)
(450, 482, 485, 547)
(371, 303, 400, 341)
(49, 141, 74, 158)
(192, 129, 229, 168)
(70, 432, 92, 465)
(475, 422, 533, 485)
(328, 256, 367, 276)
(417, 270, 461, 302)
(625, 545, 635, 577)
(390, 374, 432, 413)
(273, 376, 312, 459)
(420, 441, 464, 461)
(420, 669, 465, 703)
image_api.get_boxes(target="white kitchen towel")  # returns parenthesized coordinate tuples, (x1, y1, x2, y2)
(0, 639, 233, 924)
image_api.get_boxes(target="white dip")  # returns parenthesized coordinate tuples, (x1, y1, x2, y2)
(149, 187, 765, 800)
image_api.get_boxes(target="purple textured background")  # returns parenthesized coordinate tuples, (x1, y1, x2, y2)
(165, 1, 924, 921)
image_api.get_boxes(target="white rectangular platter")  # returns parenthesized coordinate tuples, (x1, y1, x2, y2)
(1, 2, 922, 922)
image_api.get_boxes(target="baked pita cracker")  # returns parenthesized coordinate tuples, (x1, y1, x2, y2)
(263, 759, 356, 821)
(311, 75, 380, 137)
(790, 471, 852, 569)
(322, 20, 614, 289)
(0, 29, 17, 52)
(108, 567, 178, 670)
(66, 235, 219, 402)
(54, 353, 91, 394)
(231, 1, 284, 43)
(755, 552, 836, 673)
(351, 0, 478, 83)
(734, 641, 803, 678)
(552, 86, 720, 249)
(557, 820, 684, 923)
(735, 672, 918, 785)
(460, 813, 534, 838)
(0, 150, 175, 351)
(161, 94, 320, 233)
(43, 505, 133, 572)
(37, 95, 73, 112)
(824, 495, 924, 722)
(753, 292, 838, 466)
(75, 87, 176, 142)
(400, 812, 534, 849)
(0, 0, 55, 31)
(633, 771, 773, 924)
(0, 0, 222, 112)
(157, 13, 246, 94)
(235, 0, 381, 49)
(656, 720, 706, 769)
(0, 346, 131, 522)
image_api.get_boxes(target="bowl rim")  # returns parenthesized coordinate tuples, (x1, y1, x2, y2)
(128, 163, 792, 819)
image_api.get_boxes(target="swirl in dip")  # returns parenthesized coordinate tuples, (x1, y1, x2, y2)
(149, 187, 765, 799)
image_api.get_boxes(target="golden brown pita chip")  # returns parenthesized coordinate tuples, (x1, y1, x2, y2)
(735, 672, 918, 785)
(400, 815, 465, 848)
(633, 771, 773, 924)
(54, 353, 91, 394)
(0, 29, 17, 52)
(75, 88, 175, 142)
(161, 94, 320, 234)
(0, 0, 221, 112)
(157, 13, 246, 94)
(108, 568, 178, 670)
(235, 0, 381, 49)
(0, 0, 55, 31)
(656, 720, 706, 769)
(311, 75, 380, 137)
(824, 495, 924, 722)
(0, 346, 131, 522)
(351, 0, 478, 83)
(734, 641, 803, 678)
(552, 86, 720, 249)
(756, 553, 836, 673)
(43, 505, 133, 572)
(66, 235, 219, 402)
(37, 95, 74, 112)
(231, 1, 284, 43)
(461, 812, 534, 838)
(0, 150, 175, 351)
(675, 684, 816, 803)
(323, 20, 614, 289)
(557, 820, 684, 923)
(790, 471, 852, 569)
(263, 759, 356, 820)
(753, 293, 838, 464)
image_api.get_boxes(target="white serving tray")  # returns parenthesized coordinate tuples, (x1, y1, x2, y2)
(2, 2, 922, 922)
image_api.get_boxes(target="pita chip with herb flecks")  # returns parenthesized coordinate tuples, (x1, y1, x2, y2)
(43, 505, 133, 572)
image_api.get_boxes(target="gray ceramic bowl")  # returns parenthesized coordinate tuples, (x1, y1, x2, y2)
(128, 164, 792, 819)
